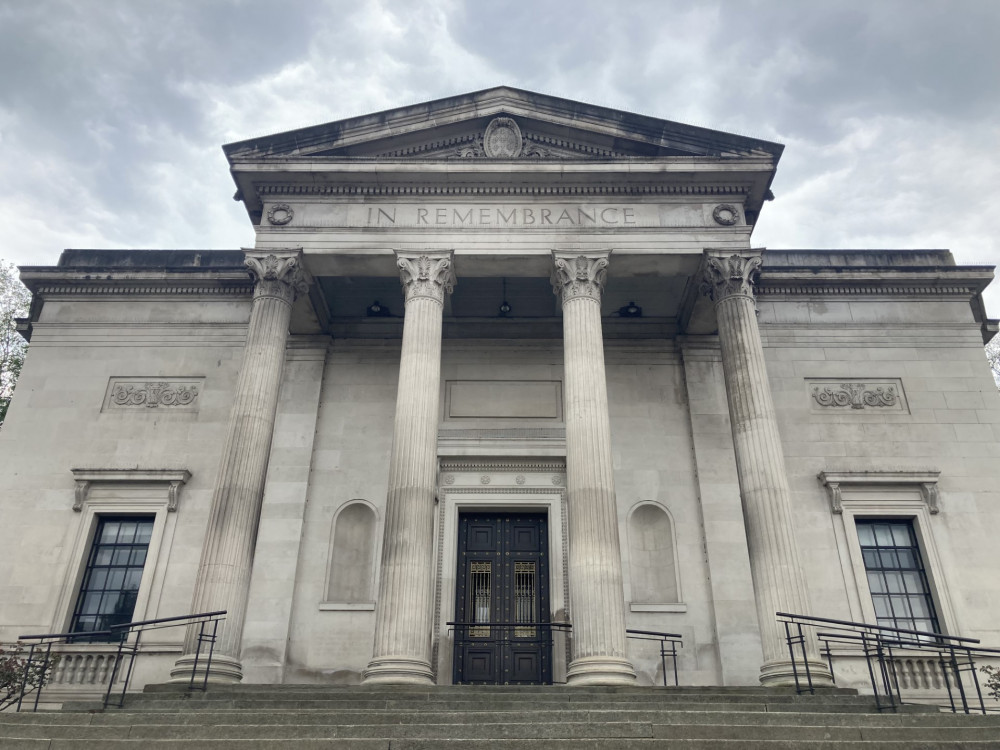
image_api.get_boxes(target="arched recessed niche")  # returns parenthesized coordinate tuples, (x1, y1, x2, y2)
(627, 502, 679, 604)
(326, 501, 378, 604)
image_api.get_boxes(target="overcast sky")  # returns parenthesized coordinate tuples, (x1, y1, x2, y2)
(1, 0, 998, 316)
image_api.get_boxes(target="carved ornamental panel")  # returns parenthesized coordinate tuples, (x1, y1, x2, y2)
(102, 377, 204, 412)
(807, 378, 907, 413)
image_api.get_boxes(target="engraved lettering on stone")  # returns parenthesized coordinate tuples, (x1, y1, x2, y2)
(812, 383, 898, 409)
(266, 203, 294, 225)
(482, 117, 523, 158)
(701, 254, 762, 302)
(110, 382, 199, 408)
(396, 253, 456, 304)
(712, 203, 740, 226)
(551, 253, 609, 305)
(245, 251, 310, 305)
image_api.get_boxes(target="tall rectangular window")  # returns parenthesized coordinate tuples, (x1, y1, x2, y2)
(856, 519, 940, 634)
(70, 516, 154, 640)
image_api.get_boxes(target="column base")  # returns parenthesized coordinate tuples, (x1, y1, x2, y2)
(760, 658, 834, 688)
(169, 653, 243, 685)
(566, 656, 636, 686)
(362, 656, 435, 685)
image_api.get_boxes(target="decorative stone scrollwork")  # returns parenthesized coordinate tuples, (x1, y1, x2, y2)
(700, 253, 762, 302)
(812, 383, 898, 409)
(266, 203, 294, 225)
(712, 203, 740, 226)
(551, 252, 610, 305)
(482, 117, 523, 158)
(396, 252, 456, 305)
(110, 382, 199, 408)
(245, 251, 310, 305)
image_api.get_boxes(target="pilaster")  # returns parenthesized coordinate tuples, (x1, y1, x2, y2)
(551, 251, 635, 686)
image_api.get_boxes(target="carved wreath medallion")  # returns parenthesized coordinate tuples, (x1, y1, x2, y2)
(266, 203, 294, 225)
(483, 117, 523, 158)
(712, 203, 740, 226)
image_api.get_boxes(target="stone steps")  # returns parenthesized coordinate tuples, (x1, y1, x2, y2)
(1, 684, 997, 748)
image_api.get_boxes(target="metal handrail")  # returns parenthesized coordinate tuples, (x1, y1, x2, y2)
(447, 621, 571, 628)
(626, 628, 683, 687)
(9, 609, 226, 712)
(777, 611, 998, 714)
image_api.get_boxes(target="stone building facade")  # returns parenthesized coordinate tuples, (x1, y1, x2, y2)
(1, 88, 998, 696)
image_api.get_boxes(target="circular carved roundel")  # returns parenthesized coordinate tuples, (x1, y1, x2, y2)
(483, 117, 523, 158)
(267, 203, 294, 226)
(712, 203, 740, 226)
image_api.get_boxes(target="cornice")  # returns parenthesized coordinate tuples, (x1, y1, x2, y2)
(32, 282, 252, 297)
(256, 183, 751, 197)
(758, 283, 982, 297)
(439, 459, 566, 472)
(758, 267, 994, 298)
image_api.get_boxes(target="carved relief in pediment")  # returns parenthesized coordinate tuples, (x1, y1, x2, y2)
(367, 117, 627, 160)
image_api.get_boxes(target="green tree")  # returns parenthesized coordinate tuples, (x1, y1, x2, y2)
(0, 261, 30, 428)
(987, 334, 1000, 390)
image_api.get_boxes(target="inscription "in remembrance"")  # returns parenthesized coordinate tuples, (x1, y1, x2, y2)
(370, 205, 637, 227)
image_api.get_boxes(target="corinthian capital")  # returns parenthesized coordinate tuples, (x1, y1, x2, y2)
(396, 251, 456, 304)
(700, 252, 762, 303)
(551, 251, 610, 305)
(244, 249, 311, 304)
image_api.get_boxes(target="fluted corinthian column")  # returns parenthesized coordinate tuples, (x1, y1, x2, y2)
(701, 251, 832, 686)
(364, 251, 455, 685)
(551, 251, 636, 686)
(172, 249, 309, 683)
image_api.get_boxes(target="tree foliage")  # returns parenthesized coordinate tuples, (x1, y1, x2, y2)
(0, 261, 30, 428)
(987, 334, 1000, 390)
(0, 643, 57, 711)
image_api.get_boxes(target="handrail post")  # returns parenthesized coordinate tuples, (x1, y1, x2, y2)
(658, 637, 667, 688)
(103, 633, 127, 709)
(886, 642, 903, 707)
(117, 629, 143, 708)
(15, 643, 36, 713)
(965, 647, 986, 715)
(31, 644, 52, 712)
(949, 646, 970, 714)
(202, 618, 219, 692)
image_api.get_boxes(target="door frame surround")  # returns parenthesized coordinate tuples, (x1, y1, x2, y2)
(434, 458, 569, 684)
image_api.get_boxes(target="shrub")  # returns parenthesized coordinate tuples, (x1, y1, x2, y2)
(0, 644, 57, 711)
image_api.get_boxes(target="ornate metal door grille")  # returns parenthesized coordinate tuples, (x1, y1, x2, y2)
(453, 512, 551, 684)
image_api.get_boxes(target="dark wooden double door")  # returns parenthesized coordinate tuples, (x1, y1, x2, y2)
(453, 512, 551, 684)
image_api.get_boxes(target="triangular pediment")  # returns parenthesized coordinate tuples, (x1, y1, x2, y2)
(223, 86, 783, 162)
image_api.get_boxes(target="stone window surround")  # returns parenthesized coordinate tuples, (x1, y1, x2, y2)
(624, 501, 686, 614)
(818, 470, 959, 635)
(434, 480, 569, 685)
(319, 499, 381, 612)
(54, 469, 190, 638)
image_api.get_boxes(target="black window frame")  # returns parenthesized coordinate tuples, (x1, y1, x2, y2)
(69, 515, 155, 642)
(855, 518, 941, 635)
